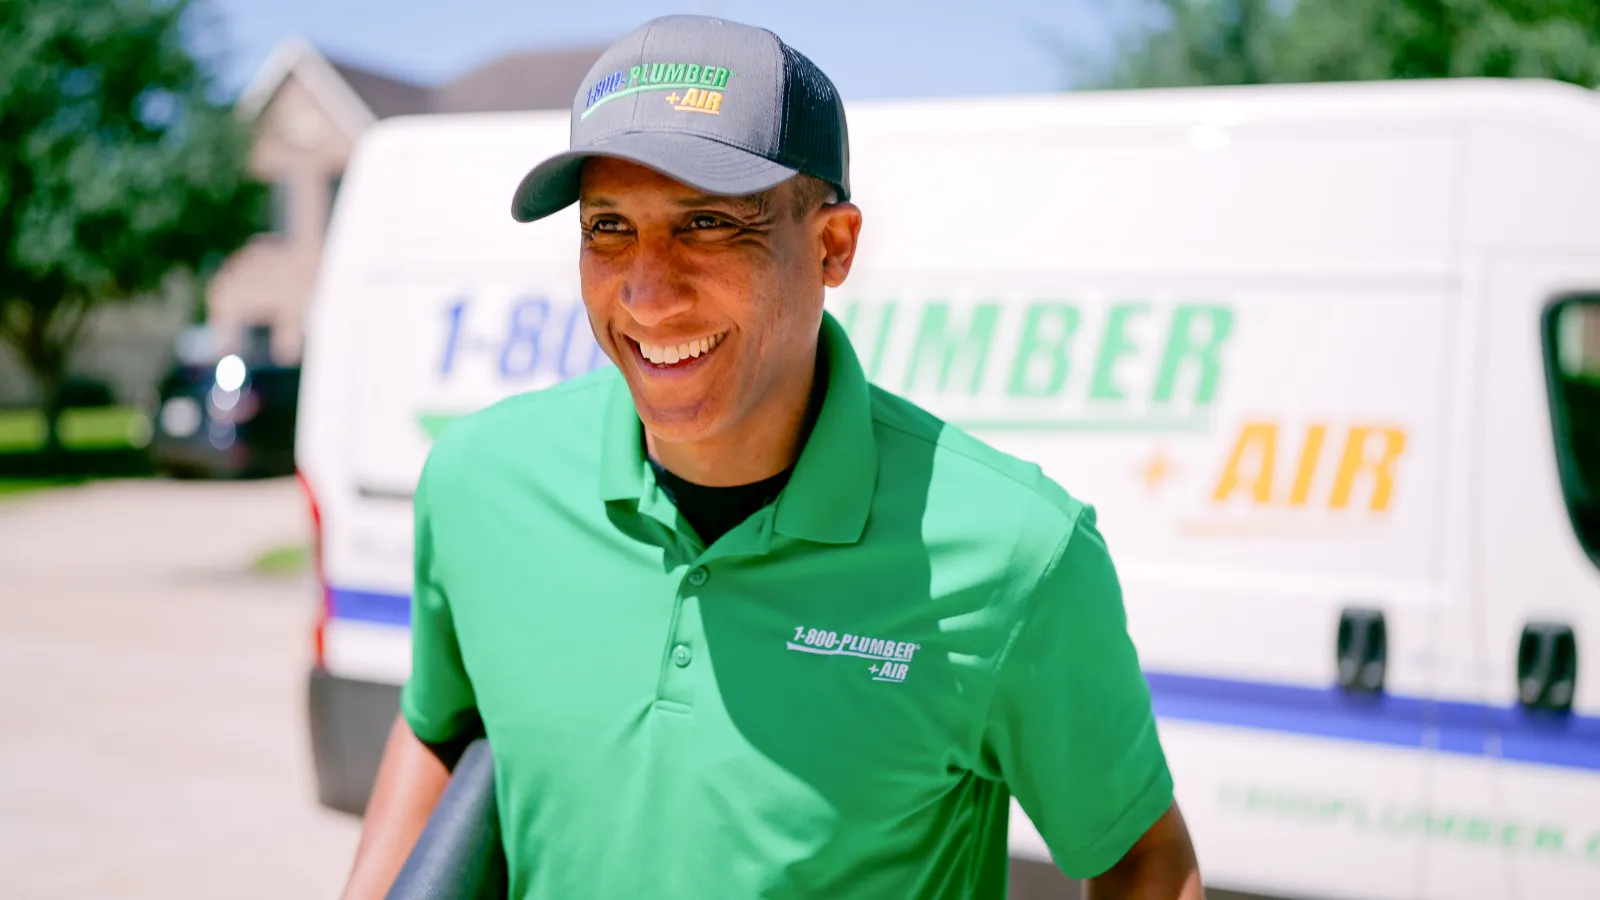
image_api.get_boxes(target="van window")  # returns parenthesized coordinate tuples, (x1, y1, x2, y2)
(1545, 296, 1600, 565)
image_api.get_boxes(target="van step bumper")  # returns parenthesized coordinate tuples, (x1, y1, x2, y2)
(307, 667, 401, 815)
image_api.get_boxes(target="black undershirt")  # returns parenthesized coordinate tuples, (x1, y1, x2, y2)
(648, 355, 829, 548)
(649, 459, 792, 548)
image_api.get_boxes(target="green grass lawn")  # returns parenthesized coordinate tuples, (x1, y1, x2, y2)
(0, 477, 88, 502)
(0, 407, 151, 453)
(252, 543, 310, 577)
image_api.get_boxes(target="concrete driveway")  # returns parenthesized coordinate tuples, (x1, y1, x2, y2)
(0, 477, 360, 899)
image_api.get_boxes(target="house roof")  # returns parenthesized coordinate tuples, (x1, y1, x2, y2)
(431, 46, 605, 114)
(326, 58, 432, 119)
(237, 36, 605, 132)
(236, 36, 378, 136)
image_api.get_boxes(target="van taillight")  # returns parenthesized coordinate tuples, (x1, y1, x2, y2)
(296, 468, 332, 669)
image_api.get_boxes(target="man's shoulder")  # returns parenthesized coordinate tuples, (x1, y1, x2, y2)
(866, 384, 1087, 542)
(423, 366, 618, 488)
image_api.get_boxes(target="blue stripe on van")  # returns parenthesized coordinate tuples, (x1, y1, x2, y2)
(328, 587, 411, 626)
(1148, 671, 1600, 772)
(327, 587, 1600, 772)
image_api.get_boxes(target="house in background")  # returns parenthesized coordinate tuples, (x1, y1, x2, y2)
(208, 36, 605, 367)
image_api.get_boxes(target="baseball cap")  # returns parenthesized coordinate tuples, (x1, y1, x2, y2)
(510, 14, 850, 223)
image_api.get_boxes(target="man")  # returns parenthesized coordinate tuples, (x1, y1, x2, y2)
(342, 14, 1204, 900)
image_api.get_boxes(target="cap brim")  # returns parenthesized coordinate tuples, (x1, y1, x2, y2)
(510, 132, 799, 223)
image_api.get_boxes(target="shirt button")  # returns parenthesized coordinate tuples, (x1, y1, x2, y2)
(686, 566, 709, 587)
(672, 644, 693, 667)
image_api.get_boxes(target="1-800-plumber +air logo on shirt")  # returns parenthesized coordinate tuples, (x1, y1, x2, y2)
(787, 626, 922, 684)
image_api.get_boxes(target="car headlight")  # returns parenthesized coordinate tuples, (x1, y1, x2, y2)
(160, 396, 202, 438)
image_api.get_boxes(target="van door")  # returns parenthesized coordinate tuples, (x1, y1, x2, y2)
(1476, 259, 1600, 900)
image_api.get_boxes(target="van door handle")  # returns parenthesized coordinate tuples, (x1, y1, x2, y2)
(1517, 622, 1577, 713)
(1337, 607, 1387, 693)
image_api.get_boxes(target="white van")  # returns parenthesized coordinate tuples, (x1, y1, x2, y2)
(296, 77, 1600, 900)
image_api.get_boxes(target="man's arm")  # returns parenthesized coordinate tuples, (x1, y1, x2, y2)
(1084, 802, 1204, 900)
(979, 504, 1201, 894)
(338, 715, 453, 900)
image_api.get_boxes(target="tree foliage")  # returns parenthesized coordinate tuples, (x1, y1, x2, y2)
(1081, 0, 1600, 89)
(0, 0, 263, 448)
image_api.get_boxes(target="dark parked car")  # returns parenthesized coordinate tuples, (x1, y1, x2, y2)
(149, 354, 300, 479)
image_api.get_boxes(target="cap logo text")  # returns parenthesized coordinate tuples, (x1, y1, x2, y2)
(665, 88, 722, 115)
(584, 71, 628, 109)
(580, 62, 735, 120)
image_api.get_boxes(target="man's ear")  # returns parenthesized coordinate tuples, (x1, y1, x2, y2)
(818, 202, 863, 288)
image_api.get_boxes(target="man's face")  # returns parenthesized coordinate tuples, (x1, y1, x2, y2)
(577, 158, 860, 447)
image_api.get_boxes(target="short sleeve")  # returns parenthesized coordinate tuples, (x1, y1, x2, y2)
(398, 456, 478, 745)
(981, 507, 1174, 879)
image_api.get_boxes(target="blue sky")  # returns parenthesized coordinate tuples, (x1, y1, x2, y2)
(203, 0, 1138, 102)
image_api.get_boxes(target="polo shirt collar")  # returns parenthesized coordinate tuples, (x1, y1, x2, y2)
(772, 311, 876, 544)
(596, 310, 877, 545)
(598, 369, 648, 503)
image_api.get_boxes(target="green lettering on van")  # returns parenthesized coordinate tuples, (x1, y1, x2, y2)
(835, 296, 1234, 433)
(1090, 302, 1149, 402)
(1463, 818, 1495, 843)
(1423, 814, 1457, 838)
(1154, 305, 1233, 405)
(904, 302, 998, 395)
(1006, 303, 1078, 398)
(841, 300, 899, 381)
(418, 413, 460, 440)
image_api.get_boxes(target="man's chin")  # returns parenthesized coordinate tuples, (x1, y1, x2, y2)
(628, 393, 723, 445)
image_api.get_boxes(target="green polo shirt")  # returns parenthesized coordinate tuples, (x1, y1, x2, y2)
(402, 311, 1173, 899)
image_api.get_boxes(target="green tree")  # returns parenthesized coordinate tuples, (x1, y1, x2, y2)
(0, 0, 264, 453)
(1076, 0, 1600, 89)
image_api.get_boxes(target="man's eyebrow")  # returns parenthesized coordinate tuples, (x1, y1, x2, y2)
(670, 191, 771, 217)
(579, 196, 619, 210)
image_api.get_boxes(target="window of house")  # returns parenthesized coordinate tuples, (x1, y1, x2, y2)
(327, 173, 343, 227)
(1544, 295, 1600, 565)
(265, 179, 290, 237)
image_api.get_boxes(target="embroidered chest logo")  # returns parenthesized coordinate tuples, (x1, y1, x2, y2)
(787, 626, 921, 684)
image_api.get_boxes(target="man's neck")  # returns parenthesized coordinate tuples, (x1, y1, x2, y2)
(645, 352, 824, 488)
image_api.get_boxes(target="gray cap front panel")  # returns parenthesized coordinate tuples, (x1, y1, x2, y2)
(572, 17, 785, 158)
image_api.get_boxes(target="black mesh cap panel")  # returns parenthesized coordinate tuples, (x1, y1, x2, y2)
(776, 43, 850, 201)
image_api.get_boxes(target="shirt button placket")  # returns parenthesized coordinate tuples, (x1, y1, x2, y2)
(657, 565, 708, 709)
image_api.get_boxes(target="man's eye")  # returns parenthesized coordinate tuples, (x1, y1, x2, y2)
(588, 219, 627, 235)
(689, 215, 730, 230)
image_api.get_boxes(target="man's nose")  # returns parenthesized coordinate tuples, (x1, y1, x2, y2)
(620, 237, 693, 327)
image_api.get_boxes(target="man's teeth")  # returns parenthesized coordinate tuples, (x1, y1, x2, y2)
(639, 333, 723, 365)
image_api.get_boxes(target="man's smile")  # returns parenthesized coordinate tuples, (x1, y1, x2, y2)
(629, 331, 727, 369)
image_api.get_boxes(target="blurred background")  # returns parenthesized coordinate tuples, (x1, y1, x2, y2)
(3, 1, 1600, 898)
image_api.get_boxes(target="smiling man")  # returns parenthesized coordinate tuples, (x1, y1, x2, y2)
(340, 14, 1204, 900)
